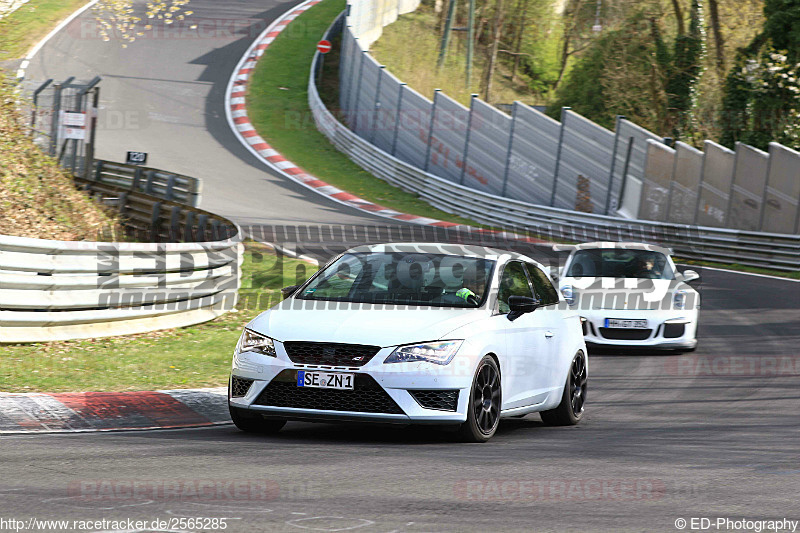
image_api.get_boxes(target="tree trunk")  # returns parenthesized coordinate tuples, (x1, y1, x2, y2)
(554, 0, 583, 91)
(511, 0, 529, 82)
(671, 0, 685, 35)
(708, 0, 725, 79)
(484, 0, 506, 102)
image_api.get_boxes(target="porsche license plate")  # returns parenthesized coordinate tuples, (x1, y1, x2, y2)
(605, 318, 648, 329)
(296, 371, 354, 390)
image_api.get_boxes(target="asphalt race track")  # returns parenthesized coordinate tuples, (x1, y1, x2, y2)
(6, 0, 800, 531)
(24, 0, 390, 228)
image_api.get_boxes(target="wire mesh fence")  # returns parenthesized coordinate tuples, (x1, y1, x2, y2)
(29, 76, 100, 180)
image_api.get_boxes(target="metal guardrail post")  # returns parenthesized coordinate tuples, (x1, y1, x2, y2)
(665, 139, 681, 219)
(132, 166, 142, 191)
(184, 211, 196, 241)
(165, 174, 177, 201)
(459, 94, 478, 185)
(604, 115, 624, 215)
(49, 83, 62, 156)
(351, 48, 367, 131)
(144, 170, 156, 195)
(370, 65, 386, 143)
(617, 137, 635, 209)
(723, 142, 742, 228)
(390, 83, 406, 157)
(423, 89, 441, 173)
(31, 79, 53, 132)
(150, 202, 163, 241)
(692, 141, 708, 225)
(550, 107, 570, 207)
(756, 144, 775, 232)
(500, 102, 518, 198)
(169, 206, 182, 242)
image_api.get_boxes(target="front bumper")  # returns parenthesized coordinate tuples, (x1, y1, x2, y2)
(579, 309, 698, 349)
(228, 342, 477, 424)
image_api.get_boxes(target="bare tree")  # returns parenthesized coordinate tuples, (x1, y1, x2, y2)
(671, 0, 686, 35)
(707, 0, 725, 78)
(511, 0, 530, 82)
(483, 0, 506, 102)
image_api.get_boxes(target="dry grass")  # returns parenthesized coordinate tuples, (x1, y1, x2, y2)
(370, 5, 533, 107)
(0, 75, 120, 241)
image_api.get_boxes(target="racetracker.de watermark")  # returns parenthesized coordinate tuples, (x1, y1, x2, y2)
(67, 479, 319, 502)
(454, 479, 666, 502)
(664, 356, 800, 377)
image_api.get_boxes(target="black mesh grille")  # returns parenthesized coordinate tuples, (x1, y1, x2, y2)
(663, 323, 686, 338)
(283, 342, 381, 367)
(599, 328, 653, 340)
(410, 390, 459, 411)
(230, 376, 254, 398)
(255, 370, 403, 414)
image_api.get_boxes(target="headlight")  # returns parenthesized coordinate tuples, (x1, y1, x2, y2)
(384, 340, 463, 365)
(673, 290, 687, 310)
(560, 285, 575, 306)
(236, 328, 277, 357)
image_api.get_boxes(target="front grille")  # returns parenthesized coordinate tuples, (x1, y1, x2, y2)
(283, 342, 381, 367)
(254, 370, 403, 414)
(663, 323, 686, 338)
(599, 328, 653, 341)
(230, 376, 254, 398)
(410, 390, 459, 411)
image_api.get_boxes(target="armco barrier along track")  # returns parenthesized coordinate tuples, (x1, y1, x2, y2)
(0, 165, 241, 344)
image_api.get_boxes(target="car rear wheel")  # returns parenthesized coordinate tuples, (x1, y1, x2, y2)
(540, 351, 587, 426)
(459, 356, 502, 443)
(229, 404, 286, 434)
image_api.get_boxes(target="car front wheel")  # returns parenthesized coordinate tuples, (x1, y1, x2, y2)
(459, 355, 502, 443)
(540, 351, 587, 426)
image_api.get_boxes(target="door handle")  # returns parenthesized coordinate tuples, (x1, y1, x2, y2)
(545, 331, 554, 339)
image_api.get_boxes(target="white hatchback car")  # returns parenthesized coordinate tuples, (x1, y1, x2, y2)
(229, 243, 588, 442)
(555, 242, 700, 351)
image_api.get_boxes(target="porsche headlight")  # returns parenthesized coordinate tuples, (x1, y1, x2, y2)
(673, 290, 687, 310)
(384, 340, 463, 365)
(236, 328, 277, 357)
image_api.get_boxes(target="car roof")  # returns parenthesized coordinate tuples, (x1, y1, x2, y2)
(343, 242, 540, 264)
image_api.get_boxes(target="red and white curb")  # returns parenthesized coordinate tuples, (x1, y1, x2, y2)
(224, 0, 467, 230)
(0, 388, 229, 433)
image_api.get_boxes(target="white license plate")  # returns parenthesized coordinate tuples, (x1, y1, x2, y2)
(296, 370, 354, 390)
(605, 318, 648, 329)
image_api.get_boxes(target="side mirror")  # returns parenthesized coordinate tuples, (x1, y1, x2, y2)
(507, 295, 541, 321)
(682, 270, 700, 283)
(281, 285, 301, 299)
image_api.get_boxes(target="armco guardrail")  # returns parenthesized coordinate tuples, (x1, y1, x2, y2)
(309, 14, 800, 272)
(93, 160, 202, 207)
(0, 169, 240, 344)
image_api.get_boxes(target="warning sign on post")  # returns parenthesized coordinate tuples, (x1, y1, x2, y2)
(61, 111, 86, 140)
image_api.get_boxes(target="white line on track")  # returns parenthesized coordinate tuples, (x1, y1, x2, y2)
(16, 0, 100, 80)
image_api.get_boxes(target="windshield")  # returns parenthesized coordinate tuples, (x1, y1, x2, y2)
(297, 252, 496, 307)
(566, 249, 674, 280)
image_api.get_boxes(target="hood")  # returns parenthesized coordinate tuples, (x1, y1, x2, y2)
(247, 301, 490, 347)
(559, 277, 694, 311)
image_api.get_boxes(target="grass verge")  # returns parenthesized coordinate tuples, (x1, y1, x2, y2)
(0, 243, 318, 393)
(0, 0, 88, 62)
(245, 0, 478, 226)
